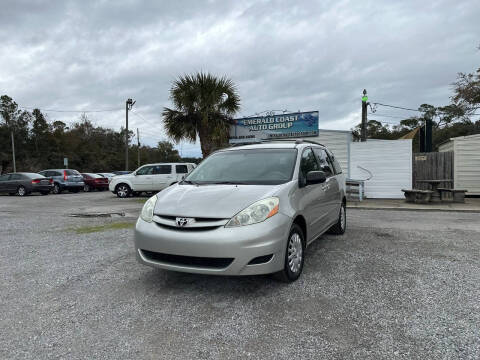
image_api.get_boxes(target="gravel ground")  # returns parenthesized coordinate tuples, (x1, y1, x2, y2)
(1, 192, 479, 359)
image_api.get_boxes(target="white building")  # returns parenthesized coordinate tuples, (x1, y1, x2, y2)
(438, 133, 480, 195)
(311, 131, 412, 198)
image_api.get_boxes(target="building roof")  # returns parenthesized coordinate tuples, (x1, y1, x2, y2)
(438, 133, 480, 146)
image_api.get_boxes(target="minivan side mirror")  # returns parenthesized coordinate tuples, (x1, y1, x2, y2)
(306, 171, 327, 185)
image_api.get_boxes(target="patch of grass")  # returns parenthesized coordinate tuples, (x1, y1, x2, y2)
(134, 198, 148, 204)
(72, 222, 135, 234)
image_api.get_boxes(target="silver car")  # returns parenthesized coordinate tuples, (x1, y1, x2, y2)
(134, 140, 346, 282)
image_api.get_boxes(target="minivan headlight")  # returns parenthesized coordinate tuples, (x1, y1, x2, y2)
(140, 195, 158, 223)
(226, 197, 279, 227)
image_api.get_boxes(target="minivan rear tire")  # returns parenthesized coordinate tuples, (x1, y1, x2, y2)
(274, 223, 305, 282)
(328, 202, 346, 235)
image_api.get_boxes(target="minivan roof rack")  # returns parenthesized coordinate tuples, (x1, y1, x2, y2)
(229, 138, 325, 147)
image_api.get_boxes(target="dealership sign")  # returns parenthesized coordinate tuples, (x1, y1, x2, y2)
(229, 111, 319, 143)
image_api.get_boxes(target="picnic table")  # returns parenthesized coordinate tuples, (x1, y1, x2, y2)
(415, 179, 453, 203)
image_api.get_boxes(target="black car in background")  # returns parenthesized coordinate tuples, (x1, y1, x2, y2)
(0, 173, 54, 196)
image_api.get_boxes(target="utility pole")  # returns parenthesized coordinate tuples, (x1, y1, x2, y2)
(361, 89, 368, 142)
(125, 98, 135, 171)
(137, 128, 140, 168)
(11, 130, 16, 172)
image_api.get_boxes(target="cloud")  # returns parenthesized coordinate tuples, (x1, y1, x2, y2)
(1, 0, 478, 157)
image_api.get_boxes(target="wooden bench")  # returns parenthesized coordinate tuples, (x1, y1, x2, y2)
(346, 179, 365, 201)
(437, 188, 467, 203)
(402, 189, 434, 204)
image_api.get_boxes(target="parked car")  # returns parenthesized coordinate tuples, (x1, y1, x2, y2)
(0, 172, 53, 196)
(109, 163, 196, 198)
(97, 172, 115, 181)
(82, 173, 109, 192)
(134, 140, 346, 282)
(38, 169, 84, 194)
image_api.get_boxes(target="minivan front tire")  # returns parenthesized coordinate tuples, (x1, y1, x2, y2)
(275, 223, 305, 282)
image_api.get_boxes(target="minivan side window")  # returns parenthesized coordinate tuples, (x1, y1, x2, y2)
(153, 165, 172, 175)
(300, 148, 320, 180)
(313, 148, 334, 177)
(327, 150, 342, 174)
(136, 166, 154, 175)
(175, 165, 188, 174)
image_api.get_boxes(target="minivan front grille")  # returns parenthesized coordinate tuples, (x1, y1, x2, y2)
(155, 215, 226, 222)
(153, 214, 228, 230)
(140, 249, 234, 269)
(154, 223, 220, 231)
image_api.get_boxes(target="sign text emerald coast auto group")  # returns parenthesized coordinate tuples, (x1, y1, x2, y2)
(229, 111, 319, 143)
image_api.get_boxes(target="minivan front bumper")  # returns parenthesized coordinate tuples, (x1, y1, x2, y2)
(134, 213, 292, 276)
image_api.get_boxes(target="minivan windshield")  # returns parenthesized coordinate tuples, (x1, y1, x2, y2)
(184, 148, 297, 185)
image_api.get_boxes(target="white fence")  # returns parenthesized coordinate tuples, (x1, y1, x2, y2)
(350, 139, 412, 199)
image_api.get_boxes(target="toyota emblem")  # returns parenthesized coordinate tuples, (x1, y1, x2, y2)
(176, 217, 193, 227)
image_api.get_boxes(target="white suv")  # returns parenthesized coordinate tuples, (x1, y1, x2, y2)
(109, 163, 196, 198)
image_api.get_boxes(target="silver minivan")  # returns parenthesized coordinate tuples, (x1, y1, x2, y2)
(134, 140, 346, 282)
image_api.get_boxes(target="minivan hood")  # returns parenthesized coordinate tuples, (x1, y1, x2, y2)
(154, 184, 284, 218)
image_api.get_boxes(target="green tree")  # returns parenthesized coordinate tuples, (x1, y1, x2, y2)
(1, 95, 31, 171)
(162, 72, 240, 157)
(32, 108, 49, 152)
(156, 141, 181, 162)
(453, 67, 480, 113)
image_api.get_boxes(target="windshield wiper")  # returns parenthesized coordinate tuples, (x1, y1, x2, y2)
(181, 179, 198, 185)
(207, 181, 250, 185)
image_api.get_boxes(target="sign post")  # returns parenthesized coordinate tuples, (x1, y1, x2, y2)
(64, 157, 68, 169)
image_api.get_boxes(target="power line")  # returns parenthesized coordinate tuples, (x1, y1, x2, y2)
(373, 102, 479, 116)
(373, 102, 420, 112)
(18, 105, 123, 113)
(368, 113, 410, 119)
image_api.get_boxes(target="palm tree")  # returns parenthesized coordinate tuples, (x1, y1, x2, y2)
(162, 72, 240, 157)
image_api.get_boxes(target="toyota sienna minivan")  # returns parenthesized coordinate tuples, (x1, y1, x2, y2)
(134, 140, 346, 282)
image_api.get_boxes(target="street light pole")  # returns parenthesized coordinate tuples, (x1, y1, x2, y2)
(125, 98, 135, 171)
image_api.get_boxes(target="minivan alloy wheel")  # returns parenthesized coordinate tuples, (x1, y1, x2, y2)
(288, 233, 303, 273)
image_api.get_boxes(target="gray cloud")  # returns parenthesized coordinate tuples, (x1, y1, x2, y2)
(1, 0, 478, 156)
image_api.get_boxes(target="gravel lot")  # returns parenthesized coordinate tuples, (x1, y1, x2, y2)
(1, 192, 479, 359)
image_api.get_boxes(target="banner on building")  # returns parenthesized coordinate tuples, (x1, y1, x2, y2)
(229, 111, 319, 143)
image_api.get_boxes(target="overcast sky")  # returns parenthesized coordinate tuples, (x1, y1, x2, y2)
(1, 0, 478, 157)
